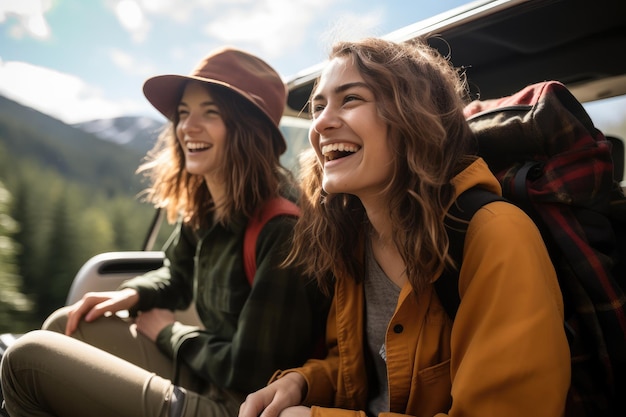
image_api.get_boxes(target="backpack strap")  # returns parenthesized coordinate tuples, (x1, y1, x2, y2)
(243, 197, 301, 285)
(436, 188, 504, 319)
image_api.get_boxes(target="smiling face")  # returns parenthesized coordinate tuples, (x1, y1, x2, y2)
(175, 81, 228, 185)
(309, 55, 393, 201)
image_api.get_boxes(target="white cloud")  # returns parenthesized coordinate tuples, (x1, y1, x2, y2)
(0, 0, 52, 39)
(109, 48, 157, 77)
(320, 9, 386, 46)
(105, 0, 357, 59)
(202, 0, 362, 58)
(0, 0, 51, 18)
(23, 13, 49, 38)
(115, 0, 143, 30)
(113, 0, 150, 43)
(0, 60, 145, 124)
(203, 1, 307, 56)
(106, 0, 219, 24)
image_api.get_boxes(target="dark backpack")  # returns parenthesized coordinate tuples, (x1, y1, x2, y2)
(437, 81, 626, 417)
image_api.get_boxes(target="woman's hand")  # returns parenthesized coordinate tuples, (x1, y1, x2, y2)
(65, 288, 139, 335)
(135, 308, 176, 342)
(239, 372, 307, 417)
(279, 406, 311, 417)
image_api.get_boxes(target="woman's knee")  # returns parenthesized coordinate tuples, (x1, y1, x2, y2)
(41, 306, 72, 332)
(1, 330, 54, 381)
(2, 330, 108, 379)
(4, 330, 65, 358)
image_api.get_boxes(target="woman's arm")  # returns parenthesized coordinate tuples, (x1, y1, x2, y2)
(448, 201, 570, 416)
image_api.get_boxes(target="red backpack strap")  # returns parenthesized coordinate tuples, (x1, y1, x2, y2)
(243, 197, 301, 286)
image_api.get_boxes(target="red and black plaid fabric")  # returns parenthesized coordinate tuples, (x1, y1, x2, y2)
(464, 81, 626, 417)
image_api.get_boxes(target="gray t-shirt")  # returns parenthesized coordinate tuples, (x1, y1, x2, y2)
(364, 241, 401, 416)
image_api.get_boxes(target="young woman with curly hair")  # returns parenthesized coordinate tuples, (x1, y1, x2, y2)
(239, 38, 570, 417)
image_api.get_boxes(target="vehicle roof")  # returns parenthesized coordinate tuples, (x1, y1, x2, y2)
(285, 0, 626, 116)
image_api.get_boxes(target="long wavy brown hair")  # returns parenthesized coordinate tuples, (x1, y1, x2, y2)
(287, 38, 476, 294)
(137, 83, 294, 228)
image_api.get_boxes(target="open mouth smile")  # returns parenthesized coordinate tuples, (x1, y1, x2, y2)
(321, 142, 361, 161)
(186, 141, 212, 153)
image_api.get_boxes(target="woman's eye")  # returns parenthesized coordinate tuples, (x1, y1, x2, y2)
(311, 103, 325, 115)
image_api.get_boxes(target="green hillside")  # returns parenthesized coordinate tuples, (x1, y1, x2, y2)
(0, 95, 146, 196)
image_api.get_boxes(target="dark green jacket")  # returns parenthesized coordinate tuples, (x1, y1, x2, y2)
(120, 214, 328, 394)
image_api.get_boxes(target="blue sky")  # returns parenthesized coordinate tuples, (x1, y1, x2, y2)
(0, 0, 474, 124)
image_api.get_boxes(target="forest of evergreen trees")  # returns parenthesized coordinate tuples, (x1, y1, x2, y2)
(0, 141, 176, 332)
(0, 97, 176, 333)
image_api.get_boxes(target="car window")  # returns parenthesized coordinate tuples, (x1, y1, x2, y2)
(279, 116, 312, 173)
(584, 96, 626, 186)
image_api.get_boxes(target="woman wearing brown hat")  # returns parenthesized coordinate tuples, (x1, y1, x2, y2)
(0, 47, 328, 417)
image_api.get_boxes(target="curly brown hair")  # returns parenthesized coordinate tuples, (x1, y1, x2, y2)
(287, 38, 476, 294)
(137, 83, 295, 228)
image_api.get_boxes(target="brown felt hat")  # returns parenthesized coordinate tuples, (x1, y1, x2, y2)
(143, 46, 288, 154)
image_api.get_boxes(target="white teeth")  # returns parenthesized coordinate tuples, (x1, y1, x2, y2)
(186, 142, 211, 151)
(321, 143, 360, 156)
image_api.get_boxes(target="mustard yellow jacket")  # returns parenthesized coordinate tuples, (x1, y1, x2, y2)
(275, 158, 570, 417)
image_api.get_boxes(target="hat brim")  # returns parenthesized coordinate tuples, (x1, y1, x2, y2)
(143, 74, 287, 155)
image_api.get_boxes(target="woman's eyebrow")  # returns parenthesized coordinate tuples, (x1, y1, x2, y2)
(177, 100, 217, 107)
(312, 81, 369, 102)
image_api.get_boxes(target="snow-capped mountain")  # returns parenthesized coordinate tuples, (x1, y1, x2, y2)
(73, 116, 165, 155)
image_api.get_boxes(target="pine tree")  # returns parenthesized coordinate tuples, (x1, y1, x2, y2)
(0, 180, 35, 333)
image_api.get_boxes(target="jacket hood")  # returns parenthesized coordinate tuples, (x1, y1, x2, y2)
(451, 157, 502, 197)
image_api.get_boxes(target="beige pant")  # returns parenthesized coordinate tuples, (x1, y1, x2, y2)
(0, 308, 245, 417)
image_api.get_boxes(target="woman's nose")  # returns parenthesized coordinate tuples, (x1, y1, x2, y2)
(180, 112, 201, 133)
(312, 107, 340, 134)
